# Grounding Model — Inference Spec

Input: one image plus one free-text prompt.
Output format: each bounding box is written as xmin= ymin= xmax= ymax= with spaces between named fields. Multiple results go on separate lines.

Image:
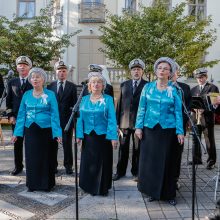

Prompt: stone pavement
xmin=1 ymin=127 xmax=220 ymax=219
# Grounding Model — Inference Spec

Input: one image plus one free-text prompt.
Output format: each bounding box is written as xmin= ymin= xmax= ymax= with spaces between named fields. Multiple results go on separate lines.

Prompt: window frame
xmin=17 ymin=0 xmax=36 ymax=19
xmin=188 ymin=0 xmax=207 ymax=20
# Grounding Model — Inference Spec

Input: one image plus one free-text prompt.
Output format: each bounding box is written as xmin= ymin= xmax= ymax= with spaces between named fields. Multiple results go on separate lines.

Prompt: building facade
xmin=0 ymin=0 xmax=219 ymax=84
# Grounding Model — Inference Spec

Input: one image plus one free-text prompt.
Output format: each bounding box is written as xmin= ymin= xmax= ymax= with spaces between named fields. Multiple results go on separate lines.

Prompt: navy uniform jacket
xmin=47 ymin=80 xmax=77 ymax=129
xmin=116 ymin=79 xmax=147 ymax=129
xmin=177 ymin=81 xmax=192 ymax=135
xmin=6 ymin=77 xmax=33 ymax=118
xmin=191 ymin=82 xmax=219 ymax=126
xmin=0 ymin=74 xmax=4 ymax=98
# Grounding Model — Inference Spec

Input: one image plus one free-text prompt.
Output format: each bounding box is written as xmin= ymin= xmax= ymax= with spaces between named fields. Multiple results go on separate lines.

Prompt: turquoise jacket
xmin=135 ymin=81 xmax=184 ymax=135
xmin=76 ymin=94 xmax=118 ymax=140
xmin=13 ymin=89 xmax=62 ymax=138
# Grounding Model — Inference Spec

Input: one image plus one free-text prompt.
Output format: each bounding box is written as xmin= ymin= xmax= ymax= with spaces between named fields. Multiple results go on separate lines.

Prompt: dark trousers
xmin=53 ymin=128 xmax=73 ymax=169
xmin=12 ymin=124 xmax=23 ymax=169
xmin=116 ymin=128 xmax=140 ymax=176
xmin=192 ymin=124 xmax=216 ymax=164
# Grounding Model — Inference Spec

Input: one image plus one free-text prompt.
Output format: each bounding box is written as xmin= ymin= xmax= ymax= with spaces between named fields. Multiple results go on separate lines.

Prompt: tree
xmin=0 ymin=1 xmax=81 ymax=73
xmin=100 ymin=2 xmax=219 ymax=79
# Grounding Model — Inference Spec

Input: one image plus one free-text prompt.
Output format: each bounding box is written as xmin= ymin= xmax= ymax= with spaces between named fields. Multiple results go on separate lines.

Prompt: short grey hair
xmin=87 ymin=72 xmax=107 ymax=93
xmin=28 ymin=67 xmax=47 ymax=84
xmin=154 ymin=57 xmax=177 ymax=77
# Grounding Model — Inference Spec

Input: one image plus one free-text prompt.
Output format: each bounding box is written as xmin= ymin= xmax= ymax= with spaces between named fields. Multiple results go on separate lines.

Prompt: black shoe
xmin=148 ymin=197 xmax=155 ymax=202
xmin=11 ymin=167 xmax=23 ymax=175
xmin=187 ymin=160 xmax=203 ymax=165
xmin=168 ymin=199 xmax=177 ymax=206
xmin=66 ymin=167 xmax=73 ymax=175
xmin=112 ymin=174 xmax=123 ymax=181
xmin=206 ymin=162 xmax=215 ymax=170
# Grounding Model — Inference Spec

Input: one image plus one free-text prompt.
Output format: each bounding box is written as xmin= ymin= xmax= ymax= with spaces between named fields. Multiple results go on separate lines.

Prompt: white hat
xmin=16 ymin=56 xmax=32 ymax=68
xmin=129 ymin=59 xmax=145 ymax=70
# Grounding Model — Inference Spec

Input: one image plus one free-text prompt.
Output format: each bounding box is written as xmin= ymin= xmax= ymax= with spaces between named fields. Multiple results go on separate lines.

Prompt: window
xmin=125 ymin=0 xmax=136 ymax=10
xmin=82 ymin=0 xmax=102 ymax=3
xmin=188 ymin=0 xmax=206 ymax=20
xmin=152 ymin=0 xmax=172 ymax=10
xmin=18 ymin=0 xmax=35 ymax=18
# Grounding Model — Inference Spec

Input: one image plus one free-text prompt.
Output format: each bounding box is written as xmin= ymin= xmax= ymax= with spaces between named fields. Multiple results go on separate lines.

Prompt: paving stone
xmin=148 ymin=210 xmax=165 ymax=219
xmin=49 ymin=192 xmax=116 ymax=219
xmin=115 ymin=190 xmax=150 ymax=219
xmin=163 ymin=210 xmax=181 ymax=219
xmin=0 ymin=200 xmax=34 ymax=219
xmin=19 ymin=190 xmax=68 ymax=206
xmin=0 ymin=174 xmax=25 ymax=188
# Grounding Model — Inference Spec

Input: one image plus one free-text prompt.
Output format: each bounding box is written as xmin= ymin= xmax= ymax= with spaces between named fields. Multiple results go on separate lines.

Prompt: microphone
xmin=3 ymin=70 xmax=14 ymax=79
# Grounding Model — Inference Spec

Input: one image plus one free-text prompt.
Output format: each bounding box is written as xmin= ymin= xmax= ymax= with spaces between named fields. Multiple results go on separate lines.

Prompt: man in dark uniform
xmin=191 ymin=68 xmax=219 ymax=170
xmin=6 ymin=56 xmax=33 ymax=175
xmin=82 ymin=64 xmax=114 ymax=98
xmin=0 ymin=74 xmax=4 ymax=98
xmin=47 ymin=61 xmax=77 ymax=174
xmin=113 ymin=58 xmax=148 ymax=181
xmin=172 ymin=62 xmax=192 ymax=189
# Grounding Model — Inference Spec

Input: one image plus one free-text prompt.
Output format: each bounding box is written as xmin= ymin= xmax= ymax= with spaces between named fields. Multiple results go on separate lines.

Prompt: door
xmin=78 ymin=36 xmax=106 ymax=83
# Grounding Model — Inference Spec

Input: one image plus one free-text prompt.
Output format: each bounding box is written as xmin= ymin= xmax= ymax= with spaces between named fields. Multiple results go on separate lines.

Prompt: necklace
xmin=157 ymin=81 xmax=168 ymax=88
xmin=90 ymin=94 xmax=102 ymax=102
xmin=33 ymin=90 xmax=43 ymax=97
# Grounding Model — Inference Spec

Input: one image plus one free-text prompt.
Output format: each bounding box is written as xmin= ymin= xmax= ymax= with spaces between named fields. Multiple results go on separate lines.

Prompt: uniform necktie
xmin=21 ymin=78 xmax=26 ymax=91
xmin=58 ymin=81 xmax=64 ymax=99
xmin=133 ymin=80 xmax=138 ymax=94
xmin=200 ymin=85 xmax=203 ymax=92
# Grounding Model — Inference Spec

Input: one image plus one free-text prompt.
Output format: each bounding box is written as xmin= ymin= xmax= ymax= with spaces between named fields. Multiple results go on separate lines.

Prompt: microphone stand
xmin=64 ymin=83 xmax=87 ymax=220
xmin=175 ymin=84 xmax=206 ymax=220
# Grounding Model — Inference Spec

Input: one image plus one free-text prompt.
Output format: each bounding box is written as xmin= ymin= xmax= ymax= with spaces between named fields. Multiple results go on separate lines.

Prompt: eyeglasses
xmin=157 ymin=67 xmax=170 ymax=71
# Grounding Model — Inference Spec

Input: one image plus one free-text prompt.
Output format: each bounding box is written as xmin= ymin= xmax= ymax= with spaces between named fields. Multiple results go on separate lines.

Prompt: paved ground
xmin=1 ymin=126 xmax=220 ymax=219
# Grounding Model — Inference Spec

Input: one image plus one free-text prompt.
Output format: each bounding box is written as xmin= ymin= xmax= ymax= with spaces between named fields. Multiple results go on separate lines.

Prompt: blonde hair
xmin=88 ymin=76 xmax=105 ymax=93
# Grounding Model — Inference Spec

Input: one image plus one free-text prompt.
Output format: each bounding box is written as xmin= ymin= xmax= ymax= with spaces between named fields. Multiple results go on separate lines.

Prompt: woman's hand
xmin=11 ymin=136 xmax=17 ymax=143
xmin=76 ymin=138 xmax=82 ymax=144
xmin=56 ymin=137 xmax=62 ymax=145
xmin=177 ymin=134 xmax=184 ymax=145
xmin=135 ymin=129 xmax=143 ymax=140
xmin=111 ymin=140 xmax=118 ymax=149
xmin=9 ymin=117 xmax=16 ymax=125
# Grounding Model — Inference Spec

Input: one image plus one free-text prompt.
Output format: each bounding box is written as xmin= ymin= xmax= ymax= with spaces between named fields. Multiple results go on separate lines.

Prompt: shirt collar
xmin=57 ymin=80 xmax=66 ymax=86
xmin=132 ymin=78 xmax=141 ymax=86
xmin=19 ymin=76 xmax=28 ymax=81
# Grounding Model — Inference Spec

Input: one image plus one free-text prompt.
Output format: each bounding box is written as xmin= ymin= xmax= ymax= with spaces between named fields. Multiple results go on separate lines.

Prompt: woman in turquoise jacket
xmin=135 ymin=57 xmax=184 ymax=206
xmin=76 ymin=71 xmax=118 ymax=196
xmin=12 ymin=67 xmax=62 ymax=192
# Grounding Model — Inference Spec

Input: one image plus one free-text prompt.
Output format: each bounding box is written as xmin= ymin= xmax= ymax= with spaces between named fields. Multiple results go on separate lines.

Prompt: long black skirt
xmin=79 ymin=131 xmax=113 ymax=195
xmin=138 ymin=124 xmax=178 ymax=200
xmin=24 ymin=123 xmax=55 ymax=191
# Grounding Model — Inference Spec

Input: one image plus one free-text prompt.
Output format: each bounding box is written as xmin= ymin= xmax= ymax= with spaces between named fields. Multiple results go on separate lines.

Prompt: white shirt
xmin=57 ymin=80 xmax=66 ymax=93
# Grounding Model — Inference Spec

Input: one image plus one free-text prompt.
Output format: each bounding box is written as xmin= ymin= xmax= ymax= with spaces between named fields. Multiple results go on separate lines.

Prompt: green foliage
xmin=100 ymin=2 xmax=219 ymax=79
xmin=0 ymin=1 xmax=81 ymax=74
